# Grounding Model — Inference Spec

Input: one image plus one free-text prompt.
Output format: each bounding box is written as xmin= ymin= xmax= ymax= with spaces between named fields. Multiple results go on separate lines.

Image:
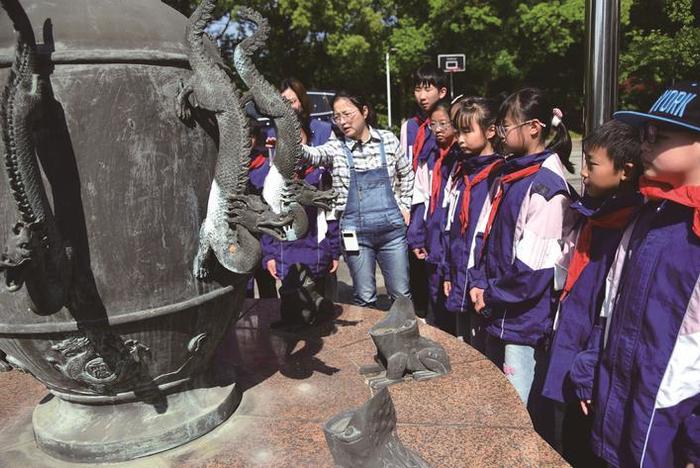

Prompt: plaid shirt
xmin=302 ymin=127 xmax=415 ymax=218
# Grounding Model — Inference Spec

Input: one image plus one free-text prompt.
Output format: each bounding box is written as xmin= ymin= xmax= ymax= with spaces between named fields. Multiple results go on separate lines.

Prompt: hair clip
xmin=551 ymin=108 xmax=563 ymax=128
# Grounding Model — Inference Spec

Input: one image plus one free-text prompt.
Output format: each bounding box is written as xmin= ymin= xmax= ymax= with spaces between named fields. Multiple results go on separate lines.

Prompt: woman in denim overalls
xmin=301 ymin=91 xmax=414 ymax=308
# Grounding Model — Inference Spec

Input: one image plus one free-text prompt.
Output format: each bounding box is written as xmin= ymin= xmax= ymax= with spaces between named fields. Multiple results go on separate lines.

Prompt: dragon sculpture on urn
xmin=177 ymin=1 xmax=335 ymax=279
xmin=233 ymin=7 xmax=336 ymax=224
xmin=0 ymin=0 xmax=72 ymax=313
xmin=176 ymin=0 xmax=296 ymax=278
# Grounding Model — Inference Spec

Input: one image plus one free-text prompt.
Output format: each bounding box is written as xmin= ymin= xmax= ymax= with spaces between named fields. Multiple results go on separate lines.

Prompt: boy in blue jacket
xmin=541 ymin=120 xmax=643 ymax=466
xmin=400 ymin=64 xmax=448 ymax=170
xmin=400 ymin=64 xmax=448 ymax=316
xmin=589 ymin=81 xmax=700 ymax=467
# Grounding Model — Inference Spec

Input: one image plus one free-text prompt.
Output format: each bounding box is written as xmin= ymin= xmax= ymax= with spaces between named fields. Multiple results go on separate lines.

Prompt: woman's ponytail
xmin=547 ymin=108 xmax=574 ymax=173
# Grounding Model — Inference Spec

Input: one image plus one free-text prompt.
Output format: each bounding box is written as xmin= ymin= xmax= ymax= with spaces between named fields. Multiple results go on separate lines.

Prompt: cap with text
xmin=614 ymin=81 xmax=700 ymax=133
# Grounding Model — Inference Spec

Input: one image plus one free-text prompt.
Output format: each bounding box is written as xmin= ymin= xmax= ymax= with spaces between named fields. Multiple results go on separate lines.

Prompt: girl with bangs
xmin=468 ymin=88 xmax=578 ymax=440
xmin=407 ymin=99 xmax=461 ymax=332
xmin=441 ymin=97 xmax=503 ymax=346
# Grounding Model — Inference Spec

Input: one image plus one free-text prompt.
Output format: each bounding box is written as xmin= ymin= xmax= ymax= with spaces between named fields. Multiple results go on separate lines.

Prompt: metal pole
xmin=584 ymin=0 xmax=620 ymax=135
xmin=386 ymin=50 xmax=392 ymax=128
xmin=449 ymin=73 xmax=454 ymax=101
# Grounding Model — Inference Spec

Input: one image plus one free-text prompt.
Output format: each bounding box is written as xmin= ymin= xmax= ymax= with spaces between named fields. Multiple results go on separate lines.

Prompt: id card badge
xmin=342 ymin=230 xmax=360 ymax=252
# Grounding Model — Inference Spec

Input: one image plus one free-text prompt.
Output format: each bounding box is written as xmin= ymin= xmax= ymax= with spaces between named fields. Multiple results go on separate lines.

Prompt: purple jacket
xmin=407 ymin=142 xmax=460 ymax=267
xmin=248 ymin=146 xmax=271 ymax=195
xmin=259 ymin=119 xmax=340 ymax=279
xmin=469 ymin=151 xmax=578 ymax=346
xmin=443 ymin=154 xmax=503 ymax=314
xmin=541 ymin=192 xmax=642 ymax=404
xmin=400 ymin=114 xmax=429 ymax=169
xmin=590 ymin=200 xmax=700 ymax=467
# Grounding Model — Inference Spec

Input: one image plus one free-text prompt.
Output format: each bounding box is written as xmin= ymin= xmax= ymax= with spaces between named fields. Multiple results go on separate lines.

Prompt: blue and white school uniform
xmin=260 ymin=119 xmax=339 ymax=282
xmin=590 ymin=198 xmax=700 ymax=467
xmin=400 ymin=114 xmax=433 ymax=314
xmin=407 ymin=142 xmax=458 ymax=294
xmin=246 ymin=147 xmax=277 ymax=298
xmin=542 ymin=192 xmax=642 ymax=404
xmin=400 ymin=114 xmax=430 ymax=170
xmin=443 ymin=154 xmax=502 ymax=343
xmin=469 ymin=150 xmax=577 ymax=410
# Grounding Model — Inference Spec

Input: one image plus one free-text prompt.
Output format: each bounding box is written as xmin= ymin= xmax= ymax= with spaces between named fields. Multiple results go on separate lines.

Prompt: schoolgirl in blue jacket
xmin=468 ymin=89 xmax=578 ymax=439
xmin=261 ymin=119 xmax=339 ymax=283
xmin=407 ymin=99 xmax=459 ymax=332
xmin=259 ymin=78 xmax=340 ymax=292
xmin=442 ymin=97 xmax=503 ymax=345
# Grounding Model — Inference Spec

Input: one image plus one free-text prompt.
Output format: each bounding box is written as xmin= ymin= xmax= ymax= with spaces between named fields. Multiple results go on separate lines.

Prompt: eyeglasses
xmin=331 ymin=110 xmax=359 ymax=125
xmin=495 ymin=119 xmax=544 ymax=139
xmin=429 ymin=120 xmax=453 ymax=131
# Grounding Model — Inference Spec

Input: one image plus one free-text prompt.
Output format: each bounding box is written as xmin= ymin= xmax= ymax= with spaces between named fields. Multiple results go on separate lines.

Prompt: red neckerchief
xmin=459 ymin=160 xmax=503 ymax=234
xmin=559 ymin=206 xmax=637 ymax=301
xmin=479 ymin=163 xmax=542 ymax=259
xmin=429 ymin=142 xmax=454 ymax=215
xmin=639 ymin=177 xmax=700 ymax=238
xmin=412 ymin=118 xmax=430 ymax=171
xmin=249 ymin=153 xmax=267 ymax=170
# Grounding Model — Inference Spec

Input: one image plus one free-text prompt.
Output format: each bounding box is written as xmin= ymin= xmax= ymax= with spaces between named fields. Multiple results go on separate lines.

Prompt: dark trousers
xmin=561 ymin=403 xmax=606 ymax=467
xmin=409 ymin=255 xmax=429 ymax=318
xmin=246 ymin=267 xmax=278 ymax=299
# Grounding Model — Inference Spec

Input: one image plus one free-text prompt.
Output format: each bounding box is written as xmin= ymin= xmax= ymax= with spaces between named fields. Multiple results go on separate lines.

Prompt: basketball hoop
xmin=436 ymin=54 xmax=466 ymax=99
xmin=437 ymin=54 xmax=466 ymax=73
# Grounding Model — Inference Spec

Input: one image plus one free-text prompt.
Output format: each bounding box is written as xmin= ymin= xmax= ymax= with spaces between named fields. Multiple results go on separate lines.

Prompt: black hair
xmin=499 ymin=88 xmax=574 ymax=173
xmin=583 ymin=120 xmax=643 ymax=182
xmin=412 ymin=64 xmax=448 ymax=91
xmin=332 ymin=90 xmax=377 ymax=128
xmin=429 ymin=98 xmax=452 ymax=118
xmin=451 ymin=96 xmax=499 ymax=135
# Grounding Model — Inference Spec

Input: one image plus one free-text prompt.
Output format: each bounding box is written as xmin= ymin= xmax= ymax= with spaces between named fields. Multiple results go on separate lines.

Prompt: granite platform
xmin=0 ymin=299 xmax=568 ymax=467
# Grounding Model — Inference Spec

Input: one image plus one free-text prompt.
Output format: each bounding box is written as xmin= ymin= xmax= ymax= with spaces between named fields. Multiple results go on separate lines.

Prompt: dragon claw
xmin=175 ymin=79 xmax=195 ymax=126
xmin=256 ymin=210 xmax=296 ymax=240
xmin=282 ymin=180 xmax=336 ymax=211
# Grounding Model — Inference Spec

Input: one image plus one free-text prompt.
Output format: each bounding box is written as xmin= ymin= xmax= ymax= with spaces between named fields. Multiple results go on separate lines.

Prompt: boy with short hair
xmin=399 ymin=64 xmax=448 ymax=170
xmin=589 ymin=81 xmax=700 ymax=467
xmin=400 ymin=64 xmax=448 ymax=316
xmin=541 ymin=119 xmax=643 ymax=466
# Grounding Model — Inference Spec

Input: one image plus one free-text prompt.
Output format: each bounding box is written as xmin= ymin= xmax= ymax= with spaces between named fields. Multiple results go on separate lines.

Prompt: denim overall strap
xmin=341 ymin=135 xmax=403 ymax=234
xmin=343 ymin=134 xmax=388 ymax=168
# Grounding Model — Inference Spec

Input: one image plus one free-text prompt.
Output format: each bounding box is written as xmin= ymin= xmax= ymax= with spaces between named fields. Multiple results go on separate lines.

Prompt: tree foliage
xmin=163 ymin=0 xmax=700 ymax=132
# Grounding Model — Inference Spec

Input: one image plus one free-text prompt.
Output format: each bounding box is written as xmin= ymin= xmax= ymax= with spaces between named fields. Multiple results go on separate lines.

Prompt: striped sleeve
xmin=301 ymin=134 xmax=342 ymax=168
xmin=391 ymin=133 xmax=414 ymax=211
